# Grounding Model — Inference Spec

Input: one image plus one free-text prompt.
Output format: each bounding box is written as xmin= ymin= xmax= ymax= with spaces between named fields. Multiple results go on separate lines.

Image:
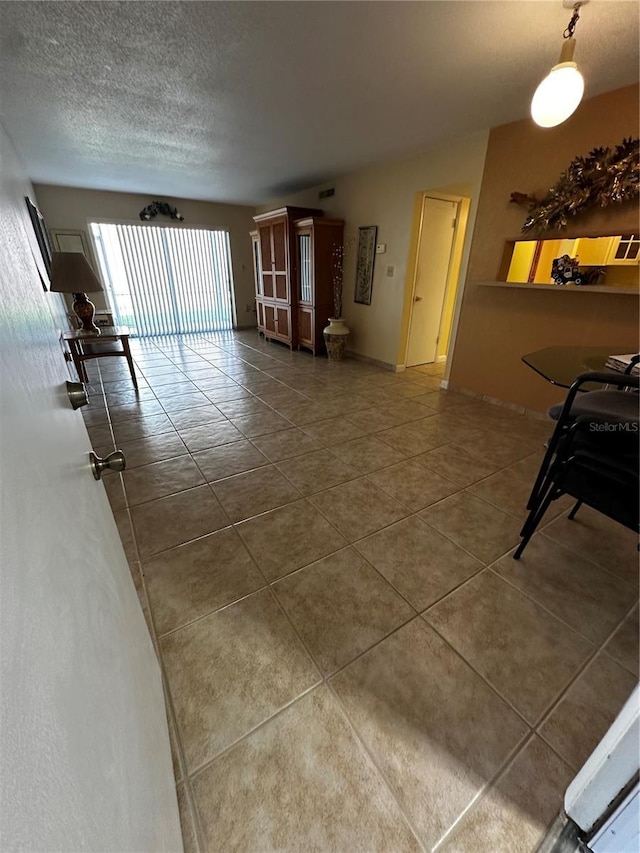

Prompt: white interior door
xmin=0 ymin=127 xmax=181 ymax=851
xmin=406 ymin=196 xmax=458 ymax=367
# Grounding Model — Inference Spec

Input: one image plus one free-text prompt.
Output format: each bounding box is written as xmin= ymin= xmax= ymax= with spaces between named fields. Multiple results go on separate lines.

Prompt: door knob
xmin=66 ymin=380 xmax=89 ymax=410
xmin=413 ymin=296 xmax=423 ymax=302
xmin=90 ymin=450 xmax=126 ymax=480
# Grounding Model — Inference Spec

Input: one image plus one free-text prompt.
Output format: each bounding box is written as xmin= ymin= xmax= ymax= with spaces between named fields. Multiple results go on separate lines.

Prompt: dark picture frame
xmin=354 ymin=225 xmax=377 ymax=305
xmin=25 ymin=196 xmax=53 ymax=289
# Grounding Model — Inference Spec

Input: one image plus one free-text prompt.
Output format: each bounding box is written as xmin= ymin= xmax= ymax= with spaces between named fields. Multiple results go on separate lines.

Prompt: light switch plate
xmin=376 ymin=243 xmax=387 ymax=254
xmin=386 ymin=265 xmax=395 ymax=277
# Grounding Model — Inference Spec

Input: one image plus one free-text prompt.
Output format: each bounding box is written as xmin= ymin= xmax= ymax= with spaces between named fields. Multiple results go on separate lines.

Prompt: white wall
xmin=0 ymin=123 xmax=182 ymax=852
xmin=262 ymin=131 xmax=489 ymax=367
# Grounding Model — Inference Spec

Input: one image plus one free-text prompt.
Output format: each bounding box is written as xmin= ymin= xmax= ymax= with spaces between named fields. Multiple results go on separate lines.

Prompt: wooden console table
xmin=62 ymin=326 xmax=138 ymax=389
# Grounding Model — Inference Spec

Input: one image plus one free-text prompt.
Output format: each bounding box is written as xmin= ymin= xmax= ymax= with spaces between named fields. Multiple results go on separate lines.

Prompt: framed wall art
xmin=354 ymin=225 xmax=377 ymax=305
xmin=25 ymin=196 xmax=53 ymax=288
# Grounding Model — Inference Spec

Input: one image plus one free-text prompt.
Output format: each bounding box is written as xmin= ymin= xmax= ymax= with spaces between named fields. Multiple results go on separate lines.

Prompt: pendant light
xmin=531 ymin=2 xmax=586 ymax=128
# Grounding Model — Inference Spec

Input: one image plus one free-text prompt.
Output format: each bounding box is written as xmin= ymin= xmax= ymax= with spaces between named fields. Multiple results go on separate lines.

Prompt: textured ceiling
xmin=0 ymin=1 xmax=638 ymax=204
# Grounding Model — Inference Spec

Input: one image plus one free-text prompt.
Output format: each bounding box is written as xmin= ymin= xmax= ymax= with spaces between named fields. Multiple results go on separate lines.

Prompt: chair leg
xmin=514 ymin=489 xmax=558 ymax=560
xmin=526 ymin=439 xmax=559 ymax=511
xmin=568 ymin=499 xmax=582 ymax=520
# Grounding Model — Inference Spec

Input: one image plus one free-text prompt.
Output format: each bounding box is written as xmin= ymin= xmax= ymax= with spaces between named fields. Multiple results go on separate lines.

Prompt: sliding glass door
xmin=90 ymin=223 xmax=235 ymax=336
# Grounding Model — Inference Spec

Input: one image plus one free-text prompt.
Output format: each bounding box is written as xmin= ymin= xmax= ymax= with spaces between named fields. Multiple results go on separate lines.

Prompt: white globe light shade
xmin=531 ymin=61 xmax=585 ymax=127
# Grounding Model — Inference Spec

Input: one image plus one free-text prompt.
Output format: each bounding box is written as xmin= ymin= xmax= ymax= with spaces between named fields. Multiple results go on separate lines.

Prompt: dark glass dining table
xmin=521 ymin=346 xmax=627 ymax=389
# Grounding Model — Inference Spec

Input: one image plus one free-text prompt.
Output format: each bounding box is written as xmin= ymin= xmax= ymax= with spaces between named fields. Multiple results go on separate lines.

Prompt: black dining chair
xmin=525 ymin=362 xmax=640 ymax=513
xmin=515 ymin=370 xmax=639 ymax=560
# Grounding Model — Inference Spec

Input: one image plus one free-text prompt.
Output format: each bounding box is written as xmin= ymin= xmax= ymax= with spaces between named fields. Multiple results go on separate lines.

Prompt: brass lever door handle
xmin=413 ymin=296 xmax=423 ymax=302
xmin=66 ymin=380 xmax=89 ymax=410
xmin=90 ymin=450 xmax=126 ymax=480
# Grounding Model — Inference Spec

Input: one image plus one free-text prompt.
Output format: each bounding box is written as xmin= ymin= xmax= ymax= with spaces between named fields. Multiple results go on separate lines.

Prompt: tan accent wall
xmin=33 ymin=184 xmax=257 ymax=327
xmin=260 ymin=132 xmax=489 ymax=367
xmin=448 ymin=83 xmax=640 ymax=413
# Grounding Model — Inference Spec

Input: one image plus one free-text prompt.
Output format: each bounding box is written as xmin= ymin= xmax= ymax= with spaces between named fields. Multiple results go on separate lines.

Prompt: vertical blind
xmin=90 ymin=223 xmax=234 ymax=336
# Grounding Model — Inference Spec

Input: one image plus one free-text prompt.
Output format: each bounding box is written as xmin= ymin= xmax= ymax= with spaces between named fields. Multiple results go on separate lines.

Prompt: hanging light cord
xmin=563 ymin=3 xmax=582 ymax=39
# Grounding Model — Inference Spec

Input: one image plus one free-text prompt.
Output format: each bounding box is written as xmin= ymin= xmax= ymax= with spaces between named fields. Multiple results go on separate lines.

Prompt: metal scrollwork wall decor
xmin=510 ymin=137 xmax=639 ymax=234
xmin=139 ymin=201 xmax=185 ymax=222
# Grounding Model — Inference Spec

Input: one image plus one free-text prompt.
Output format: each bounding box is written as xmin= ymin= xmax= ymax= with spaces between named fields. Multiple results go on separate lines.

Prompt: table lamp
xmin=50 ymin=252 xmax=105 ymax=335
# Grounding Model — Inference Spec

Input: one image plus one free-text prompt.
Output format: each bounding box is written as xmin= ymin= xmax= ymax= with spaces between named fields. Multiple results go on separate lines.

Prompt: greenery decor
xmin=510 ymin=137 xmax=639 ymax=233
xmin=139 ymin=201 xmax=184 ymax=222
xmin=331 ymin=243 xmax=345 ymax=318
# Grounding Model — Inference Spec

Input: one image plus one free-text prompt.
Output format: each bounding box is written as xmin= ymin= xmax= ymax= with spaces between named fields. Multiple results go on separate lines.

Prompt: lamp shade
xmin=531 ymin=61 xmax=584 ymax=127
xmin=50 ymin=252 xmax=103 ymax=294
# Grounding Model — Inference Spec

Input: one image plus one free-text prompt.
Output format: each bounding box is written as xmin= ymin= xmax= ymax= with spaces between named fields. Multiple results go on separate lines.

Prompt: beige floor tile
xmin=109 ymin=399 xmax=166 ymax=422
xmin=331 ymin=619 xmax=528 ymax=849
xmin=211 ymin=465 xmax=301 ymax=522
xmin=355 ymin=516 xmax=482 ymax=611
xmin=203 ymin=385 xmax=252 ymax=403
xmin=251 ymin=427 xmax=323 ymax=462
xmin=368 ymin=459 xmax=459 ymax=511
xmin=301 ymin=416 xmax=366 ymax=445
xmin=162 ymin=588 xmax=319 ymax=771
xmin=426 ymin=571 xmax=593 ymax=723
xmin=420 ymin=492 xmax=521 ymax=564
xmin=375 ymin=421 xmax=445 ymax=456
xmin=274 ymin=548 xmax=414 ymax=674
xmin=456 ymin=431 xmax=537 ymax=468
xmin=310 ymin=477 xmax=409 ymax=542
xmin=506 ymin=451 xmax=546 ymax=484
xmin=114 ymin=508 xmax=138 ymax=564
xmin=542 ymin=505 xmax=640 ymax=585
xmin=213 ymin=397 xmax=271 ymax=418
xmin=131 ymin=484 xmax=229 ymax=558
xmin=276 ymin=449 xmax=359 ymax=495
xmin=236 ymin=499 xmax=347 ymax=581
xmin=440 ymin=736 xmax=573 ymax=853
xmin=231 ymin=411 xmax=292 ymax=438
xmin=167 ymin=405 xmax=226 ymax=430
xmin=191 ymin=687 xmax=421 ymax=853
xmin=192 ymin=440 xmax=268 ymax=482
xmin=112 ymin=412 xmax=176 ymax=443
xmin=329 ymin=435 xmax=407 ymax=473
xmin=144 ymin=527 xmax=264 ymax=635
xmin=493 ymin=535 xmax=638 ymax=644
xmin=119 ymin=431 xmax=186 ymax=469
xmin=123 ymin=455 xmax=205 ymax=506
xmin=152 ymin=380 xmax=196 ymax=398
xmin=278 ymin=401 xmax=335 ymax=426
xmin=416 ymin=442 xmax=501 ymax=486
xmin=103 ymin=472 xmax=127 ymax=512
xmin=344 ymin=406 xmax=411 ymax=434
xmin=467 ymin=469 xmax=533 ymax=520
xmin=176 ymin=784 xmax=199 ymax=853
xmin=161 ymin=391 xmax=211 ymax=412
xmin=604 ymin=605 xmax=639 ymax=675
xmin=539 ymin=653 xmax=637 ymax=770
xmin=177 ymin=421 xmax=244 ymax=453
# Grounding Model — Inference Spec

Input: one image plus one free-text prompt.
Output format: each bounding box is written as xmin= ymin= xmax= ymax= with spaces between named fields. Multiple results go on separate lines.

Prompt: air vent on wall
xmin=319 ymin=188 xmax=335 ymax=199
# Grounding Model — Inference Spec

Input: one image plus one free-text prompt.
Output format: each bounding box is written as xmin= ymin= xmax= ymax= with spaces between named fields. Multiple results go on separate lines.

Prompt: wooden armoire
xmin=252 ymin=207 xmax=344 ymax=355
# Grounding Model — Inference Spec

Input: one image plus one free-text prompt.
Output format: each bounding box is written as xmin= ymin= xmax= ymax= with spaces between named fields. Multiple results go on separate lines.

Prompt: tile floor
xmin=82 ymin=330 xmax=639 ymax=853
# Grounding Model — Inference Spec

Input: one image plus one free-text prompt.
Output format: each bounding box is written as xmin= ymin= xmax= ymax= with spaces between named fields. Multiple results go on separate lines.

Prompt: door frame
xmin=398 ymin=190 xmax=471 ymax=371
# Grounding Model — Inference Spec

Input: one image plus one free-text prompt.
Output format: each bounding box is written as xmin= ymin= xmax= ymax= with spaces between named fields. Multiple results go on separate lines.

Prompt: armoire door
xmin=271 ymin=220 xmax=289 ymax=301
xmin=258 ymin=225 xmax=275 ymax=299
xmin=263 ymin=303 xmax=277 ymax=335
xmin=276 ymin=307 xmax=290 ymax=339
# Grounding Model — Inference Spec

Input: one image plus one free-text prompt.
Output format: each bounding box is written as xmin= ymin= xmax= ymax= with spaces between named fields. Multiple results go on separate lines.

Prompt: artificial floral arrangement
xmin=139 ymin=201 xmax=184 ymax=222
xmin=510 ymin=137 xmax=639 ymax=233
xmin=331 ymin=243 xmax=344 ymax=318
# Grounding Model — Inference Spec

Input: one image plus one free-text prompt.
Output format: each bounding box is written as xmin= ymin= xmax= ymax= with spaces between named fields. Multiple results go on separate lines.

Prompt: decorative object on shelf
xmin=551 ymin=254 xmax=582 ymax=285
xmin=550 ymin=254 xmax=606 ymax=286
xmin=354 ymin=225 xmax=377 ymax=305
xmin=25 ymin=196 xmax=52 ymax=289
xmin=531 ymin=1 xmax=586 ymax=128
xmin=50 ymin=252 xmax=105 ymax=335
xmin=510 ymin=137 xmax=640 ymax=233
xmin=139 ymin=201 xmax=184 ymax=222
xmin=323 ymin=317 xmax=350 ymax=361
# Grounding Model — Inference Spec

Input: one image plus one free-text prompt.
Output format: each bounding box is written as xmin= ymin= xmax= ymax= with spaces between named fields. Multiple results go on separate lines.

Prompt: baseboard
xmin=344 ymin=350 xmax=400 ymax=372
xmin=446 ymin=382 xmax=547 ymax=418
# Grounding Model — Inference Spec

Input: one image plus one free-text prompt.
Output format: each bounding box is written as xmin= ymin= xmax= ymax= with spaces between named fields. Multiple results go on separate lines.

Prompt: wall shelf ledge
xmin=474 ymin=281 xmax=639 ymax=295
